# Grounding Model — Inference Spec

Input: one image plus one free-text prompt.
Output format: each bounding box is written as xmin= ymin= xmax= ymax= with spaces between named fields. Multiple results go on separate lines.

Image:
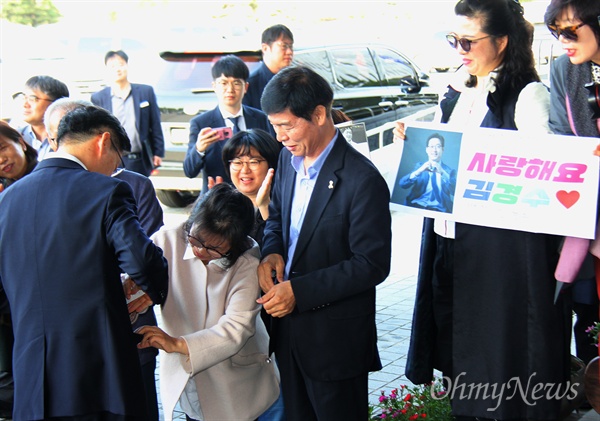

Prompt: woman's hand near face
xmin=256 ymin=168 xmax=274 ymax=220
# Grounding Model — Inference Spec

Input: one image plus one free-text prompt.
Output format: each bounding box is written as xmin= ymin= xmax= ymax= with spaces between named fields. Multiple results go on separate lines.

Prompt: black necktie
xmin=228 ymin=116 xmax=241 ymax=134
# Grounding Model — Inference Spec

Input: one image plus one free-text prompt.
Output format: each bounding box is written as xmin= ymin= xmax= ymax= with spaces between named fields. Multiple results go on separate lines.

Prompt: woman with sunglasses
xmin=544 ymin=0 xmax=600 ymax=383
xmin=395 ymin=1 xmax=570 ymax=420
xmin=136 ymin=183 xmax=281 ymax=421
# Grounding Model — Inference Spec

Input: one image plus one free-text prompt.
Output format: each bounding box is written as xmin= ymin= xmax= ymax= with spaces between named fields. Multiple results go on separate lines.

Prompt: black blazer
xmin=183 ymin=105 xmax=273 ymax=193
xmin=262 ymin=132 xmax=392 ymax=381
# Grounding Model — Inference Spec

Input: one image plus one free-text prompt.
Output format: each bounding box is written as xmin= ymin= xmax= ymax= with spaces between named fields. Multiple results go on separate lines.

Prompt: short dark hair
xmin=183 ymin=183 xmax=255 ymax=269
xmin=104 ymin=50 xmax=129 ymax=65
xmin=261 ymin=24 xmax=294 ymax=45
xmin=261 ymin=66 xmax=333 ymax=121
xmin=427 ymin=133 xmax=445 ymax=148
xmin=222 ymin=129 xmax=281 ymax=179
xmin=544 ymin=0 xmax=600 ymax=44
xmin=56 ymin=105 xmax=131 ymax=153
xmin=25 ymin=75 xmax=69 ymax=101
xmin=211 ymin=55 xmax=249 ymax=81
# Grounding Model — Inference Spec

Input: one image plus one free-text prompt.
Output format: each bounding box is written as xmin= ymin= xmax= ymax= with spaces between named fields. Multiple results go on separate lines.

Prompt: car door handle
xmin=378 ymin=101 xmax=394 ymax=108
xmin=395 ymin=100 xmax=410 ymax=106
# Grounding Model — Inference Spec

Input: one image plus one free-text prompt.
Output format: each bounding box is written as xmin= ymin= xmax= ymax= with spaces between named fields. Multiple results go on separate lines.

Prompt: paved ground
xmin=155 ymin=208 xmax=597 ymax=420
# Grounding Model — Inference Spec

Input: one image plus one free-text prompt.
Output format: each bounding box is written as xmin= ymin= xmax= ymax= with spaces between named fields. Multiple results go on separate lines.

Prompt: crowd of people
xmin=1 ymin=0 xmax=600 ymax=420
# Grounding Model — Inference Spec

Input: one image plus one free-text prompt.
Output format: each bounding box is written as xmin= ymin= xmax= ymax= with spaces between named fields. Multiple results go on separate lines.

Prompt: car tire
xmin=156 ymin=189 xmax=198 ymax=208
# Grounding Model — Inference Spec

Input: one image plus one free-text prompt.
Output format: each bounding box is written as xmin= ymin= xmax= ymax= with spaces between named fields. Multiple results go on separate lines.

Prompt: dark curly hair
xmin=455 ymin=0 xmax=539 ymax=92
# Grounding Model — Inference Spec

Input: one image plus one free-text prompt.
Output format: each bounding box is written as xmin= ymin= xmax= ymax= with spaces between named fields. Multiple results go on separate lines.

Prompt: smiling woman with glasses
xmin=222 ymin=129 xmax=281 ymax=247
xmin=137 ymin=183 xmax=283 ymax=421
xmin=394 ymin=0 xmax=572 ymax=420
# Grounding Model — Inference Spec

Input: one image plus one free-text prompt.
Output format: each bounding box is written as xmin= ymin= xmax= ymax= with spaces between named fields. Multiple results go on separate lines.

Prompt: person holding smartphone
xmin=183 ymin=55 xmax=274 ymax=194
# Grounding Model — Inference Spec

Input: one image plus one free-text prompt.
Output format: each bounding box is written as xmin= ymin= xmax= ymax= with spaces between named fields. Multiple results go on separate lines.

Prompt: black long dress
xmin=406 ymin=83 xmax=571 ymax=420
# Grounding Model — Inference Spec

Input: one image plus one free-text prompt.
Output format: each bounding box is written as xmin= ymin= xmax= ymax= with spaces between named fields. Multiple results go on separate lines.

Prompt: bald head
xmin=44 ymin=98 xmax=93 ymax=151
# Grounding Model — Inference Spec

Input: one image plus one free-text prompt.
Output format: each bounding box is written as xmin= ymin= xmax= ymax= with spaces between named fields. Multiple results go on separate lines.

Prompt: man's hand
xmin=257 ymin=281 xmax=296 ymax=318
xmin=127 ymin=293 xmax=153 ymax=315
xmin=153 ymin=156 xmax=162 ymax=168
xmin=195 ymin=127 xmax=221 ymax=154
xmin=257 ymin=253 xmax=285 ymax=293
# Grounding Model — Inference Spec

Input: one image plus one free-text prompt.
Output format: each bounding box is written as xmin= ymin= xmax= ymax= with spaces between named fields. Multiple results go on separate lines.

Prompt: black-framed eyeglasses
xmin=446 ymin=33 xmax=492 ymax=52
xmin=547 ymin=22 xmax=587 ymax=41
xmin=187 ymin=234 xmax=231 ymax=259
xmin=228 ymin=158 xmax=266 ymax=171
xmin=102 ymin=131 xmax=127 ymax=169
xmin=12 ymin=92 xmax=54 ymax=104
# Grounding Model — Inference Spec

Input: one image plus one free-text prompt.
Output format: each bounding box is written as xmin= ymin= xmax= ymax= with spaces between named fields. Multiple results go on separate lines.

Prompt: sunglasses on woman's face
xmin=446 ymin=33 xmax=492 ymax=52
xmin=547 ymin=22 xmax=586 ymax=41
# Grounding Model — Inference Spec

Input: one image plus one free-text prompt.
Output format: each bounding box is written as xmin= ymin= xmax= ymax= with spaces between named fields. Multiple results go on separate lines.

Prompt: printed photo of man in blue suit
xmin=398 ymin=132 xmax=457 ymax=213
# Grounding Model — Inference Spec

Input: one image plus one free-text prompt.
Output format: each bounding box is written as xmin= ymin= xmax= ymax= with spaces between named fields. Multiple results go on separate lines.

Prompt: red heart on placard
xmin=556 ymin=190 xmax=580 ymax=209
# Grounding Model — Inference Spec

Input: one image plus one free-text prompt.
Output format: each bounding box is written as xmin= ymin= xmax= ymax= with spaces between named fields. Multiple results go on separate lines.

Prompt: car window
xmin=330 ymin=48 xmax=380 ymax=88
xmin=293 ymin=50 xmax=334 ymax=85
xmin=371 ymin=47 xmax=417 ymax=88
xmin=154 ymin=54 xmax=260 ymax=94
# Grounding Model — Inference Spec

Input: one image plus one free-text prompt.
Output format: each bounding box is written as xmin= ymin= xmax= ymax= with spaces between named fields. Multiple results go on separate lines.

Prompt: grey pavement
xmin=156 ymin=208 xmax=598 ymax=420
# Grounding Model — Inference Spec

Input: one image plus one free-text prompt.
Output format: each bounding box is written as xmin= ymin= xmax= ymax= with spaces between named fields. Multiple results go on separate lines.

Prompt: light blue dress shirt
xmin=284 ymin=131 xmax=338 ymax=279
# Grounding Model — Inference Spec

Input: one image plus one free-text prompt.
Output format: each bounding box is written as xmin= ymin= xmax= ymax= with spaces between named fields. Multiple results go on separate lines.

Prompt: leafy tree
xmin=1 ymin=0 xmax=61 ymax=27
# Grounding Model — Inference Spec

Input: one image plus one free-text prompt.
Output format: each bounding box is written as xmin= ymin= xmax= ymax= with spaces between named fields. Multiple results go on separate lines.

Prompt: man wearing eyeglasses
xmin=0 ymin=105 xmax=169 ymax=421
xmin=398 ymin=132 xmax=457 ymax=213
xmin=243 ymin=24 xmax=294 ymax=111
xmin=11 ymin=75 xmax=69 ymax=161
xmin=183 ymin=55 xmax=274 ymax=194
xmin=91 ymin=50 xmax=165 ymax=177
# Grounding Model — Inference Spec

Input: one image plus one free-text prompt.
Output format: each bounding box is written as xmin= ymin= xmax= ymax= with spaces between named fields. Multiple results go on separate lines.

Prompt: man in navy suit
xmin=45 ymin=98 xmax=164 ymax=421
xmin=183 ymin=55 xmax=274 ymax=194
xmin=0 ymin=105 xmax=169 ymax=421
xmin=243 ymin=24 xmax=294 ymax=111
xmin=92 ymin=50 xmax=165 ymax=177
xmin=257 ymin=66 xmax=392 ymax=421
xmin=398 ymin=132 xmax=457 ymax=213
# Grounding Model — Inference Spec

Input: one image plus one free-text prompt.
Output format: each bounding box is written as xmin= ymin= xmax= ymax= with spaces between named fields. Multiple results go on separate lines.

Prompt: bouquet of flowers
xmin=369 ymin=377 xmax=454 ymax=420
xmin=586 ymin=321 xmax=600 ymax=346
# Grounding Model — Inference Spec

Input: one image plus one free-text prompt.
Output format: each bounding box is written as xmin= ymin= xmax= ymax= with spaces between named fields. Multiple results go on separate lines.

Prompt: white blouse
xmin=433 ymin=70 xmax=551 ymax=238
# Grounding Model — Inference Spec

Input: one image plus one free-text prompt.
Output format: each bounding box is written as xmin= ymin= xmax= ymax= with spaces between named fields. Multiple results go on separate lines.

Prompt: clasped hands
xmin=256 ymin=254 xmax=296 ymax=318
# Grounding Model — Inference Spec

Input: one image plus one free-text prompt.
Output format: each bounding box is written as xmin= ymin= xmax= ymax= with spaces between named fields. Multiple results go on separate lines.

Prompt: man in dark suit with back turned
xmin=92 ymin=50 xmax=165 ymax=177
xmin=257 ymin=66 xmax=392 ymax=421
xmin=183 ymin=55 xmax=274 ymax=194
xmin=0 ymin=105 xmax=169 ymax=421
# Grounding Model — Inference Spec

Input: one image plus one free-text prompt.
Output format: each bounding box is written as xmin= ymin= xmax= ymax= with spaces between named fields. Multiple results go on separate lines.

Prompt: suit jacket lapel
xmin=290 ymin=136 xmax=345 ymax=269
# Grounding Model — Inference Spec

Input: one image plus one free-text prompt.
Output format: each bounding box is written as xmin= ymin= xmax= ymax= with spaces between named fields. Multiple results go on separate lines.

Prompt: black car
xmin=150 ymin=43 xmax=438 ymax=207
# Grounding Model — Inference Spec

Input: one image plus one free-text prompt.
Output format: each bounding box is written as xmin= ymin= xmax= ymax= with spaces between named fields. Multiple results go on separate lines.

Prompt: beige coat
xmin=151 ymin=224 xmax=280 ymax=421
